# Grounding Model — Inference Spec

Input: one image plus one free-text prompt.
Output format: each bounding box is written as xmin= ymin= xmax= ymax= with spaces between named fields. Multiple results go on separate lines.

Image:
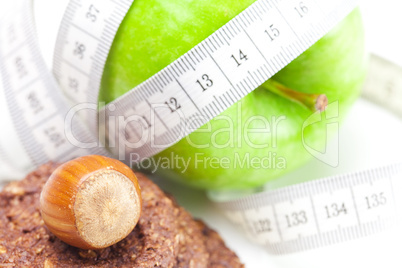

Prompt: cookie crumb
xmin=44 ymin=259 xmax=54 ymax=268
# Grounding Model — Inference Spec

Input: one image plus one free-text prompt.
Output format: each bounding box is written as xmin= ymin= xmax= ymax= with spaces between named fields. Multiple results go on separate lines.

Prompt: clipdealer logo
xmin=302 ymin=101 xmax=339 ymax=167
xmin=63 ymin=101 xmax=339 ymax=168
xmin=129 ymin=151 xmax=287 ymax=174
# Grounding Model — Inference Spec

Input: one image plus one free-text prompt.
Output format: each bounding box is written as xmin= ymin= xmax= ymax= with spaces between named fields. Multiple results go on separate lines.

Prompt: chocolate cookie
xmin=0 ymin=163 xmax=243 ymax=267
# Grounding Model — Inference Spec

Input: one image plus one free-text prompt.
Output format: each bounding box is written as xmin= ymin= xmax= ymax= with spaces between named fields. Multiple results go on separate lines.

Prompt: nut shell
xmin=40 ymin=155 xmax=142 ymax=249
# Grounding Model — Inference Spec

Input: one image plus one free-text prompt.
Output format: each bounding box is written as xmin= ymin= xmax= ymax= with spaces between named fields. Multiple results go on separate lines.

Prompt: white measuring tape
xmin=0 ymin=0 xmax=113 ymax=167
xmin=52 ymin=0 xmax=134 ymax=134
xmin=98 ymin=0 xmax=358 ymax=160
xmin=1 ymin=0 xmax=402 ymax=256
xmin=215 ymin=162 xmax=402 ymax=254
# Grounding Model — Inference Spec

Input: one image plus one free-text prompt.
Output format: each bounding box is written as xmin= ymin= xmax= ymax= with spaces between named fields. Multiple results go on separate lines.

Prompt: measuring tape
xmin=98 ymin=0 xmax=359 ymax=160
xmin=215 ymin=162 xmax=402 ymax=254
xmin=1 ymin=0 xmax=402 ymax=257
xmin=211 ymin=54 xmax=402 ymax=255
xmin=0 ymin=0 xmax=113 ymax=167
xmin=52 ymin=0 xmax=134 ymax=134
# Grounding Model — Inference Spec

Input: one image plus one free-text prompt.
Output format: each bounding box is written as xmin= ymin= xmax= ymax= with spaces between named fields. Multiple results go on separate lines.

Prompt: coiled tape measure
xmin=1 ymin=0 xmax=402 ymax=256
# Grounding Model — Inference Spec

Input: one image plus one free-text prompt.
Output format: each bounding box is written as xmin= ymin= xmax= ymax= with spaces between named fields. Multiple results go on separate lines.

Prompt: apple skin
xmin=100 ymin=1 xmax=367 ymax=190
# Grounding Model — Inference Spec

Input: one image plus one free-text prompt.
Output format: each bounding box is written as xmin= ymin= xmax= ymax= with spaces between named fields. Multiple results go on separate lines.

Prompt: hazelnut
xmin=40 ymin=155 xmax=141 ymax=249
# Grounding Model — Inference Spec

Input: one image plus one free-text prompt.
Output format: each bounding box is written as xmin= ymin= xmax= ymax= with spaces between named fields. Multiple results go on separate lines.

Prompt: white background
xmin=1 ymin=0 xmax=402 ymax=267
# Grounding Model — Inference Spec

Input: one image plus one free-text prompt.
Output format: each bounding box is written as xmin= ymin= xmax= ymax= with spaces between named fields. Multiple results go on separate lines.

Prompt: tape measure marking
xmin=0 ymin=0 xmax=109 ymax=165
xmin=53 ymin=0 xmax=134 ymax=133
xmin=217 ymin=163 xmax=402 ymax=254
xmin=362 ymin=54 xmax=402 ymax=118
xmin=99 ymin=0 xmax=358 ymax=161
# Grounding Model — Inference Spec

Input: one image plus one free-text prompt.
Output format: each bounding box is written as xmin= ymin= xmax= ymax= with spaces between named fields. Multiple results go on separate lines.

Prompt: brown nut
xmin=40 ymin=155 xmax=142 ymax=249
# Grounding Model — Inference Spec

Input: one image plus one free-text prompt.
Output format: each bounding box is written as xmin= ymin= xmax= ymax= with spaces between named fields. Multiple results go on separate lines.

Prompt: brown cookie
xmin=0 ymin=163 xmax=243 ymax=267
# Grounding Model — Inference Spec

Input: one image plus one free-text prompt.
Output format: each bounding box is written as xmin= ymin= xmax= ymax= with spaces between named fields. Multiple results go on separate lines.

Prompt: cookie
xmin=0 ymin=163 xmax=243 ymax=267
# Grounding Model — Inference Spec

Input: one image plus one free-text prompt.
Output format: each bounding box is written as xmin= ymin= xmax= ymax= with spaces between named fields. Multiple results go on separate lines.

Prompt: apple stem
xmin=264 ymin=79 xmax=328 ymax=112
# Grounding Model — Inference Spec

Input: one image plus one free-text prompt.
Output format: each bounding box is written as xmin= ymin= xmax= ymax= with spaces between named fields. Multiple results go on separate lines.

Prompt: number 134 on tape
xmin=219 ymin=163 xmax=402 ymax=254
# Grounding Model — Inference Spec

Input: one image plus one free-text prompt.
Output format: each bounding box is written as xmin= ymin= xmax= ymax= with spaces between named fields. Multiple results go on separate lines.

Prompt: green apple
xmin=100 ymin=1 xmax=367 ymax=190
